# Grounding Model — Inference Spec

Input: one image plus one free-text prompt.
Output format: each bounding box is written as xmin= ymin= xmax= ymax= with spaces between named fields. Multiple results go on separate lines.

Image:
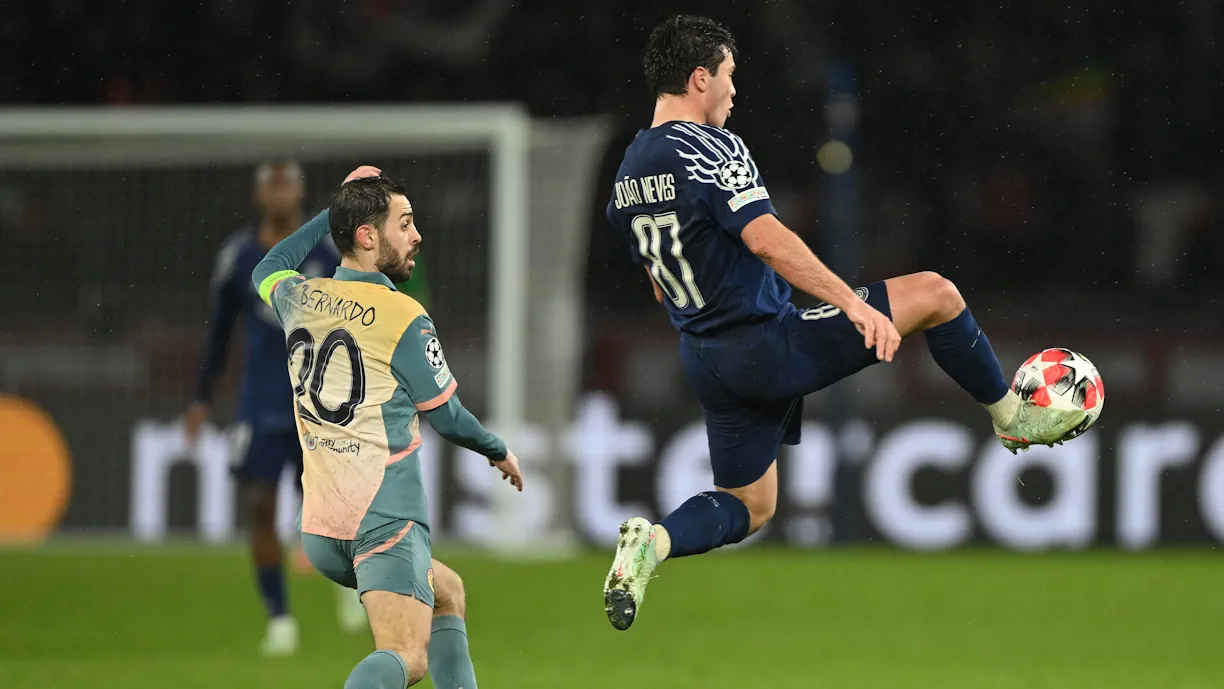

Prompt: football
xmin=1011 ymin=348 xmax=1104 ymax=440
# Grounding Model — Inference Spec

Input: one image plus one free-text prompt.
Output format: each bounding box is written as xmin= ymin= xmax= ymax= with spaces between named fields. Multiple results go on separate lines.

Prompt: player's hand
xmin=343 ymin=165 xmax=382 ymax=184
xmin=182 ymin=402 xmax=210 ymax=446
xmin=490 ymin=450 xmax=523 ymax=492
xmin=845 ymin=301 xmax=901 ymax=363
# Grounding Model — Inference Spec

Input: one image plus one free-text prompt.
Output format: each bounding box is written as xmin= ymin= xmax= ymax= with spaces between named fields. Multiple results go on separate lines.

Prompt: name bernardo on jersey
xmin=613 ymin=173 xmax=677 ymax=209
xmin=299 ymin=285 xmax=378 ymax=326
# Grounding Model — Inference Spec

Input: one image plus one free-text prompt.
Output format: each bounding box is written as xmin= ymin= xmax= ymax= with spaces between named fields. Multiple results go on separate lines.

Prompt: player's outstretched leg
xmin=885 ymin=272 xmax=1087 ymax=452
xmin=604 ymin=462 xmax=770 ymax=630
xmin=350 ymin=590 xmax=431 ymax=688
xmin=427 ymin=559 xmax=479 ymax=689
xmin=246 ymin=483 xmax=298 ymax=656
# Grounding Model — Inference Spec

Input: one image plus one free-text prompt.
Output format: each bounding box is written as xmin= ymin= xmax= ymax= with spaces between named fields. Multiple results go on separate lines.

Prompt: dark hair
xmin=328 ymin=176 xmax=409 ymax=255
xmin=643 ymin=15 xmax=737 ymax=98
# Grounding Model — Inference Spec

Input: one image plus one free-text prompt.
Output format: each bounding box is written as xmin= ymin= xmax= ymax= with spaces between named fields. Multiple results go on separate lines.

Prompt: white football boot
xmin=603 ymin=517 xmax=663 ymax=631
xmin=994 ymin=400 xmax=1087 ymax=454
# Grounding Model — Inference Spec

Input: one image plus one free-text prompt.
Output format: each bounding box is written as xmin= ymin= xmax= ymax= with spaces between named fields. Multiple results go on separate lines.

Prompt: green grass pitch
xmin=0 ymin=544 xmax=1218 ymax=688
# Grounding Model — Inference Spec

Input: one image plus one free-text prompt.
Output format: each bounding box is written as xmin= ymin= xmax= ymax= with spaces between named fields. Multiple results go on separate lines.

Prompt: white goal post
xmin=0 ymin=105 xmax=613 ymax=554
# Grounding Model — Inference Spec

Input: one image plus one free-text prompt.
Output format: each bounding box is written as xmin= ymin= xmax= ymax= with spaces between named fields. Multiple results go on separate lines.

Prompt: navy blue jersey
xmin=606 ymin=121 xmax=791 ymax=335
xmin=194 ymin=225 xmax=340 ymax=430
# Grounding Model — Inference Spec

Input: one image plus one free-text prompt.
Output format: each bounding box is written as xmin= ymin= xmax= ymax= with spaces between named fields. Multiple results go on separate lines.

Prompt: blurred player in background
xmin=182 ymin=161 xmax=364 ymax=655
xmin=253 ymin=166 xmax=523 ymax=689
xmin=601 ymin=15 xmax=1090 ymax=630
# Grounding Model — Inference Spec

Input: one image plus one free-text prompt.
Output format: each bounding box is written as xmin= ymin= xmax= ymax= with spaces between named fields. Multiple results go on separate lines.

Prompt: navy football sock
xmin=659 ymin=491 xmax=751 ymax=558
xmin=923 ymin=308 xmax=1010 ymax=405
xmin=256 ymin=565 xmax=289 ymax=618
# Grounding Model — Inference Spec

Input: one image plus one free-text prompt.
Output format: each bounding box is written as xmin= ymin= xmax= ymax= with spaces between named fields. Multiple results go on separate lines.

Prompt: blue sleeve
xmin=252 ymin=209 xmax=331 ymax=309
xmin=193 ymin=241 xmax=244 ymax=404
xmin=668 ymin=124 xmax=776 ymax=235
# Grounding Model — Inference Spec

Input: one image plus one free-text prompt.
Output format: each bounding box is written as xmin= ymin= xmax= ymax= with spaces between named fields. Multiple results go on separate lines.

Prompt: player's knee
xmin=431 ymin=563 xmax=466 ymax=619
xmin=406 ymin=649 xmax=428 ymax=685
xmin=729 ymin=489 xmax=775 ymax=534
xmin=382 ymin=644 xmax=427 ymax=685
xmin=923 ymin=271 xmax=965 ymax=324
xmin=720 ymin=461 xmax=778 ymax=535
xmin=372 ymin=626 xmax=428 ymax=684
xmin=746 ymin=499 xmax=776 ymax=534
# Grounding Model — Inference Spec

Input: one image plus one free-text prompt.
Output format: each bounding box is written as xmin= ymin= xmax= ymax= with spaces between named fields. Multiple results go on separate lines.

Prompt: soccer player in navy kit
xmin=602 ymin=16 xmax=1089 ymax=631
xmin=182 ymin=161 xmax=355 ymax=655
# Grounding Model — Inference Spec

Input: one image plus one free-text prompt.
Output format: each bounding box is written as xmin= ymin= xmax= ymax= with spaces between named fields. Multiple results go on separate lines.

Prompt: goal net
xmin=0 ymin=105 xmax=611 ymax=554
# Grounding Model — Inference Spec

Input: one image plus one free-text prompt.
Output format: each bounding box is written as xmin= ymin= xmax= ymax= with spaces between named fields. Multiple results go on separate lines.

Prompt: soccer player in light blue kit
xmin=602 ymin=15 xmax=1090 ymax=631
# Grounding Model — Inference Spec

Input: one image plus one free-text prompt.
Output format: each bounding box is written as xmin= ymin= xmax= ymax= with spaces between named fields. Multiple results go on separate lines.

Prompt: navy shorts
xmin=678 ymin=281 xmax=892 ymax=489
xmin=229 ymin=424 xmax=304 ymax=485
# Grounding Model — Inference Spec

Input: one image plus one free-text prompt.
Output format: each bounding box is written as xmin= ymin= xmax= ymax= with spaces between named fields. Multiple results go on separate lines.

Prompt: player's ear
xmin=354 ymin=224 xmax=379 ymax=251
xmin=691 ymin=66 xmax=709 ymax=94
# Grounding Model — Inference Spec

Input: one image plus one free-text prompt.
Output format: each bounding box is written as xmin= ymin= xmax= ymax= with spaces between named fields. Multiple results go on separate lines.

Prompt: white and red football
xmin=1011 ymin=348 xmax=1103 ymax=440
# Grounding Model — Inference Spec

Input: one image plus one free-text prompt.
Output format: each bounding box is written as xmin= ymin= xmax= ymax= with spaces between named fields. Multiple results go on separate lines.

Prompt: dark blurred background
xmin=9 ymin=0 xmax=1224 ymax=303
xmin=1 ymin=4 xmax=1221 ymax=688
xmin=1 ymin=0 xmax=1220 ymax=549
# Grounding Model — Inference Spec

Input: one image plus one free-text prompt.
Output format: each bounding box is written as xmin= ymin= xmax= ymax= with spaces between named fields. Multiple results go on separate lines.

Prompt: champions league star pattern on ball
xmin=1011 ymin=348 xmax=1104 ymax=440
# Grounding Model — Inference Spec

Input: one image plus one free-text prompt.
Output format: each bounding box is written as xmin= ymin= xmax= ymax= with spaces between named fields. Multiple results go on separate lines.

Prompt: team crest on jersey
xmin=424 ymin=337 xmax=446 ymax=369
xmin=666 ymin=122 xmax=763 ymax=193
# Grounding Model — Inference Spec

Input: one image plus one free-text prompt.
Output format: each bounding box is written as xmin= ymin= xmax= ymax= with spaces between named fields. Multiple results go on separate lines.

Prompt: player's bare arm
xmin=742 ymin=214 xmax=901 ymax=362
xmin=741 ymin=214 xmax=859 ymax=308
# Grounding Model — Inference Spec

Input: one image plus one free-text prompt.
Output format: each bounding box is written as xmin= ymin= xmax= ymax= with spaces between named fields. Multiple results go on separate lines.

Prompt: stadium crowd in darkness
xmin=6 ymin=0 xmax=1223 ymax=317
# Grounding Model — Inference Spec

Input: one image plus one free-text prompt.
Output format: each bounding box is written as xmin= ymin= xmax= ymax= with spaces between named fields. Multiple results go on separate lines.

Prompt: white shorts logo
xmin=800 ymin=286 xmax=870 ymax=321
xmin=727 ymin=187 xmax=770 ymax=212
